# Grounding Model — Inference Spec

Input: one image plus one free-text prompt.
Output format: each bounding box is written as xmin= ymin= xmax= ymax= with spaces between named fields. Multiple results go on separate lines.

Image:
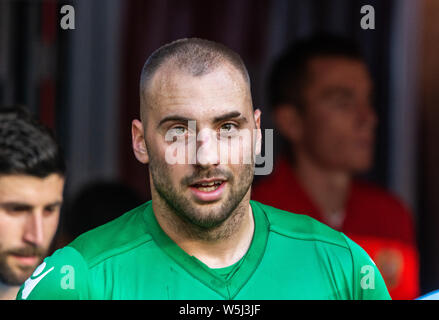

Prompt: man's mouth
xmin=10 ymin=254 xmax=40 ymax=266
xmin=189 ymin=179 xmax=227 ymax=202
xmin=191 ymin=180 xmax=224 ymax=192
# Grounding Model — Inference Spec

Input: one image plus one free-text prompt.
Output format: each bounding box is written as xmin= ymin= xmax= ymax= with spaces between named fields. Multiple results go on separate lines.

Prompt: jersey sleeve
xmin=342 ymin=233 xmax=391 ymax=300
xmin=16 ymin=246 xmax=89 ymax=300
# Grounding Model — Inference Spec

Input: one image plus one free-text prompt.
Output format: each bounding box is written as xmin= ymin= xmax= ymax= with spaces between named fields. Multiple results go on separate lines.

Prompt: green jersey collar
xmin=142 ymin=200 xmax=269 ymax=299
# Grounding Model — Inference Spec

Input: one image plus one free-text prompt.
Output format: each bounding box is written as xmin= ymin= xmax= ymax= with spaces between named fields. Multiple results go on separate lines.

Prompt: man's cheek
xmin=44 ymin=216 xmax=60 ymax=246
xmin=312 ymin=132 xmax=346 ymax=161
xmin=219 ymin=138 xmax=243 ymax=165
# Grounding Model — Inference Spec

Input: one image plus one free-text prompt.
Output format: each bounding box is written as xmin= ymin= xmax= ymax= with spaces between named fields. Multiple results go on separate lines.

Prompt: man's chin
xmin=175 ymin=200 xmax=230 ymax=229
xmin=9 ymin=258 xmax=42 ymax=279
xmin=184 ymin=211 xmax=229 ymax=229
xmin=190 ymin=196 xmax=226 ymax=207
xmin=0 ymin=267 xmax=35 ymax=286
xmin=350 ymin=161 xmax=373 ymax=174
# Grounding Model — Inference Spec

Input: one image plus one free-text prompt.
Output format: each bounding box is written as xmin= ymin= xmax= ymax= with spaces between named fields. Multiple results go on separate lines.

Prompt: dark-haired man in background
xmin=252 ymin=34 xmax=419 ymax=299
xmin=0 ymin=107 xmax=65 ymax=300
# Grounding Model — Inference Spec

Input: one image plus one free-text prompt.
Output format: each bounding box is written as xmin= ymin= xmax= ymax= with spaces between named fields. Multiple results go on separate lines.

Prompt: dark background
xmin=1 ymin=0 xmax=438 ymax=295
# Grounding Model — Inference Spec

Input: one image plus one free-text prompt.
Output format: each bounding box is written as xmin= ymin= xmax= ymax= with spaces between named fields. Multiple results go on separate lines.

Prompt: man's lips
xmin=189 ymin=179 xmax=227 ymax=202
xmin=189 ymin=177 xmax=227 ymax=186
xmin=10 ymin=254 xmax=40 ymax=266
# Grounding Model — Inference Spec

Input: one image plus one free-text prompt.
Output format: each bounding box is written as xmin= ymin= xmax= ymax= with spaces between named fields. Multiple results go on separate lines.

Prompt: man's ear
xmin=254 ymin=108 xmax=262 ymax=156
xmin=273 ymin=104 xmax=303 ymax=144
xmin=132 ymin=119 xmax=149 ymax=164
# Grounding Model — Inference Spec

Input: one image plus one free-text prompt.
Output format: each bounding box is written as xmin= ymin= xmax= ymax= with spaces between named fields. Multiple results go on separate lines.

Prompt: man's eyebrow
xmin=0 ymin=202 xmax=33 ymax=210
xmin=157 ymin=115 xmax=193 ymax=128
xmin=157 ymin=112 xmax=248 ymax=128
xmin=321 ymin=86 xmax=354 ymax=98
xmin=45 ymin=201 xmax=63 ymax=208
xmin=0 ymin=201 xmax=62 ymax=210
xmin=213 ymin=111 xmax=248 ymax=123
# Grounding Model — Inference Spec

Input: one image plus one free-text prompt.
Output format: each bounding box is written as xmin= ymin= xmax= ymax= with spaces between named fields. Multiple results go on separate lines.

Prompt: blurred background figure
xmin=57 ymin=181 xmax=144 ymax=246
xmin=0 ymin=106 xmax=65 ymax=300
xmin=252 ymin=34 xmax=419 ymax=299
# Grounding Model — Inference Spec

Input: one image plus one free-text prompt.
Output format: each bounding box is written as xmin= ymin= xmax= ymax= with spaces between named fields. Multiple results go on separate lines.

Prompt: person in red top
xmin=252 ymin=34 xmax=419 ymax=299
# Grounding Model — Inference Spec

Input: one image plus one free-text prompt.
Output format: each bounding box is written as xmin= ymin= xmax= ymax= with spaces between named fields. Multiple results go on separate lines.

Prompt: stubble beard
xmin=149 ymin=156 xmax=254 ymax=241
xmin=0 ymin=245 xmax=45 ymax=286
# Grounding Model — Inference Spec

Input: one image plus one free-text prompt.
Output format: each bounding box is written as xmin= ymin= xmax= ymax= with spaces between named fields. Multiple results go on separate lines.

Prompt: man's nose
xmin=196 ymin=128 xmax=219 ymax=168
xmin=23 ymin=211 xmax=44 ymax=247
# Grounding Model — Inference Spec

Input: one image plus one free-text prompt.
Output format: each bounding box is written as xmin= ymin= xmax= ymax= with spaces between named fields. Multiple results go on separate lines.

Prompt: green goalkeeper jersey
xmin=17 ymin=200 xmax=390 ymax=300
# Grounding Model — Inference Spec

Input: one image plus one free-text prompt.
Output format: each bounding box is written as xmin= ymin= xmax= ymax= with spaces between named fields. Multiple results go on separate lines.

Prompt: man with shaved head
xmin=18 ymin=38 xmax=390 ymax=300
xmin=134 ymin=38 xmax=257 ymax=241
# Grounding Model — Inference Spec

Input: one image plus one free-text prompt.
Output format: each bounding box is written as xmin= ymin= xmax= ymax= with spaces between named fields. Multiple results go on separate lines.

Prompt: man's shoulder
xmin=251 ymin=200 xmax=349 ymax=250
xmin=67 ymin=201 xmax=154 ymax=268
xmin=251 ymin=200 xmax=391 ymax=299
xmin=17 ymin=245 xmax=88 ymax=299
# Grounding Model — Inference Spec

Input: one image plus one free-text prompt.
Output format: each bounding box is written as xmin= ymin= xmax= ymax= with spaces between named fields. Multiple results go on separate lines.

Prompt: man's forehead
xmin=144 ymin=62 xmax=252 ymax=119
xmin=308 ymin=57 xmax=372 ymax=90
xmin=309 ymin=57 xmax=370 ymax=79
xmin=0 ymin=174 xmax=64 ymax=200
xmin=151 ymin=61 xmax=246 ymax=93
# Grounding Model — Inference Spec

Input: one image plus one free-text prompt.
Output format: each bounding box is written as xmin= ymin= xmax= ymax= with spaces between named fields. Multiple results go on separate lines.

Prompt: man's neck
xmin=152 ymin=191 xmax=254 ymax=269
xmin=0 ymin=282 xmax=19 ymax=300
xmin=293 ymin=151 xmax=351 ymax=227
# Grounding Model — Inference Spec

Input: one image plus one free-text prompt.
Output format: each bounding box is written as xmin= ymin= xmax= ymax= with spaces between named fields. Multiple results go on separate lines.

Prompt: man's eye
xmin=170 ymin=126 xmax=187 ymax=135
xmin=332 ymin=98 xmax=353 ymax=110
xmin=5 ymin=206 xmax=29 ymax=216
xmin=13 ymin=206 xmax=29 ymax=212
xmin=220 ymin=123 xmax=237 ymax=132
xmin=45 ymin=206 xmax=56 ymax=213
xmin=43 ymin=205 xmax=59 ymax=216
